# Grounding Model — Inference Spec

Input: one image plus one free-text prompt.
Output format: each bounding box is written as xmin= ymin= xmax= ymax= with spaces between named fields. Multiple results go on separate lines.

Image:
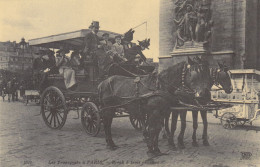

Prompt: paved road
xmin=0 ymin=100 xmax=260 ymax=167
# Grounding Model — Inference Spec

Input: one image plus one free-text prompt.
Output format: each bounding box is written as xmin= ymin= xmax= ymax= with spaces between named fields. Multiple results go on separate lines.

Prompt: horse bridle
xmin=210 ymin=68 xmax=229 ymax=91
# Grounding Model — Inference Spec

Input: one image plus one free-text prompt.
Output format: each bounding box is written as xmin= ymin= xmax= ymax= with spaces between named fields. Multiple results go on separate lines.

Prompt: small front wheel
xmin=221 ymin=112 xmax=237 ymax=129
xmin=81 ymin=102 xmax=101 ymax=136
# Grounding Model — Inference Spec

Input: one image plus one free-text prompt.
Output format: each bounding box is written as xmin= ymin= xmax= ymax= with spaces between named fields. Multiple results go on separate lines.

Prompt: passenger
xmin=33 ymin=50 xmax=49 ymax=73
xmin=46 ymin=49 xmax=57 ymax=73
xmin=32 ymin=50 xmax=50 ymax=90
xmin=56 ymin=49 xmax=77 ymax=90
xmin=125 ymin=38 xmax=150 ymax=65
xmin=122 ymin=29 xmax=136 ymax=50
xmin=111 ymin=35 xmax=127 ymax=63
xmin=69 ymin=51 xmax=81 ymax=71
xmin=100 ymin=33 xmax=113 ymax=53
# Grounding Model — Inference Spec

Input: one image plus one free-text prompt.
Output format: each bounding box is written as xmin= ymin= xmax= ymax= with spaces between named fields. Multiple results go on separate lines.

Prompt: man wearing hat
xmin=33 ymin=50 xmax=50 ymax=73
xmin=82 ymin=21 xmax=101 ymax=61
xmin=32 ymin=49 xmax=51 ymax=90
xmin=125 ymin=38 xmax=150 ymax=65
xmin=100 ymin=33 xmax=113 ymax=53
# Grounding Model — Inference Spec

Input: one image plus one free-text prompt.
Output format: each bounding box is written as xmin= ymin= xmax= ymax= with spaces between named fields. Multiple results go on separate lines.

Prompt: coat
xmin=124 ymin=45 xmax=146 ymax=62
xmin=100 ymin=40 xmax=113 ymax=52
xmin=32 ymin=58 xmax=49 ymax=73
xmin=111 ymin=43 xmax=124 ymax=57
xmin=83 ymin=32 xmax=100 ymax=55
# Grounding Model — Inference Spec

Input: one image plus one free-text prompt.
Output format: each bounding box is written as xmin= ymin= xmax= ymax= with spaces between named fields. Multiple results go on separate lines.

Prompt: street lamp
xmin=19 ymin=38 xmax=26 ymax=71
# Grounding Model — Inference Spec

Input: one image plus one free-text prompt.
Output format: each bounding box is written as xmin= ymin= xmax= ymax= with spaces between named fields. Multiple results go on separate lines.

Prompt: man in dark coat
xmin=82 ymin=21 xmax=101 ymax=62
xmin=32 ymin=50 xmax=50 ymax=90
xmin=125 ymin=38 xmax=150 ymax=65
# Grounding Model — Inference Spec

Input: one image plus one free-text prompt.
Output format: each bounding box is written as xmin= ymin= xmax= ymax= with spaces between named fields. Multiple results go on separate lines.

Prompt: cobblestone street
xmin=0 ymin=100 xmax=260 ymax=167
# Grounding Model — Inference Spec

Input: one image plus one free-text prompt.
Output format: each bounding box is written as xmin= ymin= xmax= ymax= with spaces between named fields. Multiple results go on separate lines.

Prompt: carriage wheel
xmin=221 ymin=113 xmax=237 ymax=129
xmin=81 ymin=102 xmax=101 ymax=136
xmin=41 ymin=86 xmax=67 ymax=129
xmin=129 ymin=113 xmax=147 ymax=131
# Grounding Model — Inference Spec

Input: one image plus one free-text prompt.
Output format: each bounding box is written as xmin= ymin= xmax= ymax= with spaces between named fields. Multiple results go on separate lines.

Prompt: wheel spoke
xmin=46 ymin=112 xmax=52 ymax=120
xmin=50 ymin=114 xmax=54 ymax=126
xmin=56 ymin=114 xmax=61 ymax=126
xmin=54 ymin=113 xmax=56 ymax=127
xmin=57 ymin=112 xmax=63 ymax=120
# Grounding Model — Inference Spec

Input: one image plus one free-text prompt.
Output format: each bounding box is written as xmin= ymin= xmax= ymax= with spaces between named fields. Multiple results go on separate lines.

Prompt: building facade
xmin=0 ymin=39 xmax=37 ymax=72
xmin=159 ymin=0 xmax=260 ymax=71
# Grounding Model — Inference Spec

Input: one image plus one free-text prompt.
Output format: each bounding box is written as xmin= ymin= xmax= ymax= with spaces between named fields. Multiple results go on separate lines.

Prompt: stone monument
xmin=171 ymin=0 xmax=213 ymax=64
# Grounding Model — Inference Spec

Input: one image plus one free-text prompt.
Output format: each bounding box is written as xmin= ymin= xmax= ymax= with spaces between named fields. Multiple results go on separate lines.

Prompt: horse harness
xmin=210 ymin=67 xmax=225 ymax=90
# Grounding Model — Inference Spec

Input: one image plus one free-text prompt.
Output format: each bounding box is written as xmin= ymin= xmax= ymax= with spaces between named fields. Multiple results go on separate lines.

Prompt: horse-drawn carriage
xmin=211 ymin=69 xmax=260 ymax=129
xmin=30 ymin=28 xmax=232 ymax=156
xmin=29 ymin=29 xmax=155 ymax=135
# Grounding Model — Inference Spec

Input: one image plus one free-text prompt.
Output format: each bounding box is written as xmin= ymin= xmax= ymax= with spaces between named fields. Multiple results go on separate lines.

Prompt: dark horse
xmin=98 ymin=58 xmax=211 ymax=157
xmin=165 ymin=60 xmax=233 ymax=149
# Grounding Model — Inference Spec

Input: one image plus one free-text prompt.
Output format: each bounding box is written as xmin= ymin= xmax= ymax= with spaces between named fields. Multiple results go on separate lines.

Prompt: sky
xmin=0 ymin=0 xmax=160 ymax=61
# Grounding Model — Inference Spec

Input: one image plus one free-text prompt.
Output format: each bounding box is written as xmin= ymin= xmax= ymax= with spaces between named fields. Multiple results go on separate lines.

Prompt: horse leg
xmin=146 ymin=109 xmax=161 ymax=157
xmin=153 ymin=115 xmax=165 ymax=156
xmin=103 ymin=109 xmax=117 ymax=150
xmin=192 ymin=110 xmax=199 ymax=147
xmin=178 ymin=110 xmax=187 ymax=149
xmin=200 ymin=110 xmax=210 ymax=146
xmin=168 ymin=111 xmax=178 ymax=150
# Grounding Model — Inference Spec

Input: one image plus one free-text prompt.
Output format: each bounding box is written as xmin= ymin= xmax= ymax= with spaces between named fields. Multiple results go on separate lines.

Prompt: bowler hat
xmin=89 ymin=21 xmax=100 ymax=29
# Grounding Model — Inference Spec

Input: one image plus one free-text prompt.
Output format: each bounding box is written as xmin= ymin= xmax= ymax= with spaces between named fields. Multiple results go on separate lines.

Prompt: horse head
xmin=214 ymin=62 xmax=233 ymax=94
xmin=184 ymin=57 xmax=212 ymax=102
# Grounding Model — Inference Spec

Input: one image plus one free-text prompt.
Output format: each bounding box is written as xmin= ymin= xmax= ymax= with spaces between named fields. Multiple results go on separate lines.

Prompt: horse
xmin=165 ymin=60 xmax=233 ymax=149
xmin=97 ymin=58 xmax=212 ymax=157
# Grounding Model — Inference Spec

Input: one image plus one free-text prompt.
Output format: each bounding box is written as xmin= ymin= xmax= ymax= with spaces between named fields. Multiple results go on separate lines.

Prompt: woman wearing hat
xmin=125 ymin=38 xmax=150 ymax=65
xmin=56 ymin=49 xmax=77 ymax=90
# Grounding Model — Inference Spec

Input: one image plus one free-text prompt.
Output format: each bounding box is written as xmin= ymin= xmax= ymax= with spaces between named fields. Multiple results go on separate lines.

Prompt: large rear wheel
xmin=41 ymin=86 xmax=67 ymax=129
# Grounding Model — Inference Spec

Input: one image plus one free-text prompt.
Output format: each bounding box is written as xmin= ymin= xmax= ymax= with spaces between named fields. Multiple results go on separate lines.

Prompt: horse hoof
xmin=169 ymin=144 xmax=177 ymax=150
xmin=147 ymin=151 xmax=156 ymax=158
xmin=203 ymin=140 xmax=210 ymax=146
xmin=162 ymin=133 xmax=168 ymax=139
xmin=192 ymin=142 xmax=199 ymax=147
xmin=143 ymin=137 xmax=149 ymax=143
xmin=106 ymin=145 xmax=118 ymax=150
xmin=178 ymin=143 xmax=185 ymax=149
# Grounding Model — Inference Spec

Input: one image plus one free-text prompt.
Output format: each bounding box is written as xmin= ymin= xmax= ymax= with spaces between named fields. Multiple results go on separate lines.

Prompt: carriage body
xmin=29 ymin=29 xmax=154 ymax=134
xmin=211 ymin=69 xmax=260 ymax=128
